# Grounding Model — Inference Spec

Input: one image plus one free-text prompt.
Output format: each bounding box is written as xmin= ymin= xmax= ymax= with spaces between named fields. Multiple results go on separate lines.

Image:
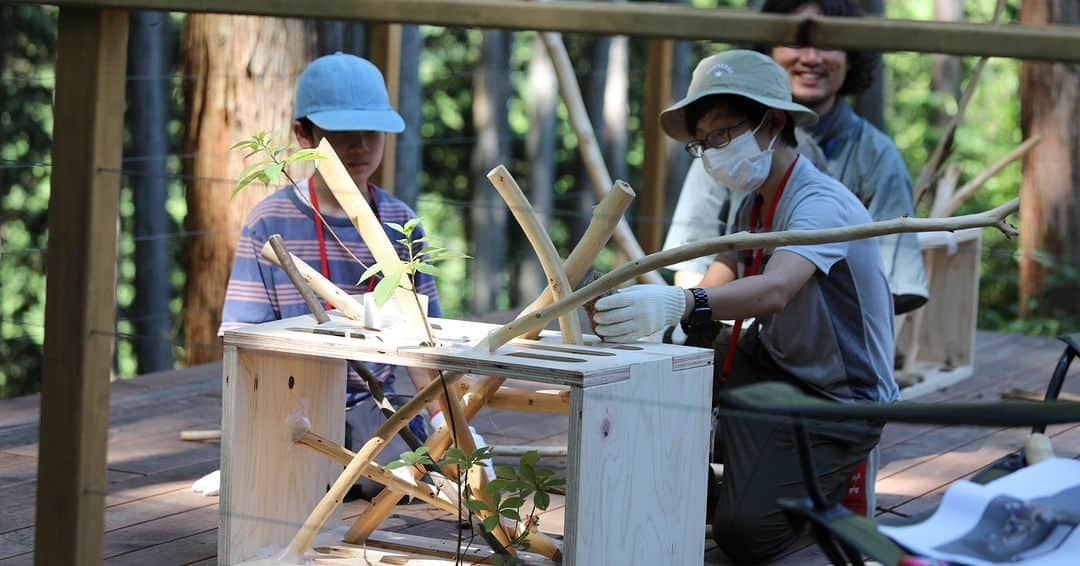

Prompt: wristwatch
xmin=681 ymin=287 xmax=712 ymax=332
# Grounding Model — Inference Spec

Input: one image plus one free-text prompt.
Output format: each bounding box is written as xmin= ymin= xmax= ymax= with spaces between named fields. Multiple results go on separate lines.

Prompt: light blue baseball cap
xmin=293 ymin=52 xmax=405 ymax=133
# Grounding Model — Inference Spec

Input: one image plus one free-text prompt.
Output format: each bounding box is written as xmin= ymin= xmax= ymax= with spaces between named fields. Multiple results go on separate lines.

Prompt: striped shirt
xmin=219 ymin=180 xmax=441 ymax=389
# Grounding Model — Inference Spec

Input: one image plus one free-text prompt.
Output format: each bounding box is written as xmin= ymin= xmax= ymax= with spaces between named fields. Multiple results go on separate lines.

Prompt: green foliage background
xmin=0 ymin=0 xmax=1073 ymax=398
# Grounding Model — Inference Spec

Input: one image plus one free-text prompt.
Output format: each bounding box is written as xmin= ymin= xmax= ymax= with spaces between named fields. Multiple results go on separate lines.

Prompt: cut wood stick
xmin=520 ymin=180 xmax=635 ymax=338
xmin=279 ymin=370 xmax=469 ymax=562
xmin=486 ymin=165 xmax=582 ymax=345
xmin=486 ymin=388 xmax=570 ymax=414
xmin=490 ymin=445 xmax=568 ymax=458
xmin=540 ymin=31 xmax=664 ymax=286
xmin=291 ymin=426 xmax=459 ymax=514
xmin=259 ymin=241 xmax=365 ymax=321
xmin=937 ymin=135 xmax=1042 ymax=218
xmin=315 ymin=138 xmax=428 ymax=334
xmin=179 ymin=429 xmax=221 ymax=442
xmin=1001 ymin=388 xmax=1080 ymax=403
xmin=268 ymin=234 xmax=330 ymax=324
xmin=486 ymin=199 xmax=1021 ymax=351
xmin=913 ymin=0 xmax=1006 ymax=204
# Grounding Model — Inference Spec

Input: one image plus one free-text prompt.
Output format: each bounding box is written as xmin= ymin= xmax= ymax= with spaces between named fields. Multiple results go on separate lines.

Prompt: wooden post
xmin=35 ymin=8 xmax=128 ymax=565
xmin=368 ymin=22 xmax=402 ymax=193
xmin=641 ymin=39 xmax=673 ymax=254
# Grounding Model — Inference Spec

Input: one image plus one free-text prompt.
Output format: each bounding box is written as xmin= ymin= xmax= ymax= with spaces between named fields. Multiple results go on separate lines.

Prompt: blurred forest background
xmin=1 ymin=0 xmax=1077 ymax=398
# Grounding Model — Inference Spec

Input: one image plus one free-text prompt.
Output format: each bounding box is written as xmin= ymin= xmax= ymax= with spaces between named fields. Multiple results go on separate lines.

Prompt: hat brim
xmin=307 ymin=109 xmax=405 ymax=134
xmin=660 ymin=88 xmax=817 ymax=143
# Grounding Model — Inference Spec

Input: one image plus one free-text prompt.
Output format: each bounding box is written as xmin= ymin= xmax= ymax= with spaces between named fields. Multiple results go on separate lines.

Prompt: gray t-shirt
xmin=728 ymin=158 xmax=898 ymax=402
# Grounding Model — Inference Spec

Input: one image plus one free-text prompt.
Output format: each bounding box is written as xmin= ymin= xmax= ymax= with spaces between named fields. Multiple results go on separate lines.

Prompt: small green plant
xmin=231 ymin=131 xmax=323 ymax=196
xmin=358 ymin=218 xmax=468 ymax=310
xmin=389 ymin=446 xmax=565 ymax=563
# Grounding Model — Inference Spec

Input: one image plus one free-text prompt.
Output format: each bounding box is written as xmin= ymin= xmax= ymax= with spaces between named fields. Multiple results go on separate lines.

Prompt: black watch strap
xmin=682 ymin=287 xmax=712 ymax=333
xmin=689 ymin=287 xmax=709 ymax=310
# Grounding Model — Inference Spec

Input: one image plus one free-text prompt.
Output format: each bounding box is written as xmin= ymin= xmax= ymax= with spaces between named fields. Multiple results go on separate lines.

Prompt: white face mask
xmin=701 ymin=115 xmax=778 ymax=194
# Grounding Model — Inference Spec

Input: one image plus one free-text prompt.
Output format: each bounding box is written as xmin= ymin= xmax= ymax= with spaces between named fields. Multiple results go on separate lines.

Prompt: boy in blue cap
xmin=197 ymin=53 xmax=472 ymax=498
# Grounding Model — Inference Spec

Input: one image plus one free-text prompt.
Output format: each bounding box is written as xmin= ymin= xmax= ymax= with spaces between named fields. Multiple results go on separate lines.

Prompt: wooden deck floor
xmin=1 ymin=331 xmax=1078 ymax=565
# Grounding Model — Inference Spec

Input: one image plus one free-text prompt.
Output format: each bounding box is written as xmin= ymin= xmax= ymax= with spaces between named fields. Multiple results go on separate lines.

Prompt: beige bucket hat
xmin=660 ymin=49 xmax=817 ymax=143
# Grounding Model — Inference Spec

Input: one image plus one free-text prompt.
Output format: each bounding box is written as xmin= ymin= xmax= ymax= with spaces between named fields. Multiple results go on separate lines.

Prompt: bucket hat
xmin=660 ymin=50 xmax=817 ymax=142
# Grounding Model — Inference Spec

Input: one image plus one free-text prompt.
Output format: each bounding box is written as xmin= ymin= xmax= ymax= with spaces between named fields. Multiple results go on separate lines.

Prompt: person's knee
xmin=712 ymin=505 xmax=799 ymax=564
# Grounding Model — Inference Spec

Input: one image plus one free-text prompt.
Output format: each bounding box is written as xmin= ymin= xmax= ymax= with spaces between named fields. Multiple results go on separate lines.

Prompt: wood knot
xmin=601 ymin=418 xmax=612 ymax=438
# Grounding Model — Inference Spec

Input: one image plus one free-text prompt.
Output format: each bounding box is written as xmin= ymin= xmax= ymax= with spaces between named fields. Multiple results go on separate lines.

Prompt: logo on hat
xmin=708 ymin=62 xmax=735 ymax=78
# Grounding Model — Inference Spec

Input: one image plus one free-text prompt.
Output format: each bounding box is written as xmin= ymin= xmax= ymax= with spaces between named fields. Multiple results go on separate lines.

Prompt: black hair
xmin=683 ymin=94 xmax=797 ymax=148
xmin=759 ymin=0 xmax=879 ymax=96
xmin=296 ymin=117 xmax=316 ymax=139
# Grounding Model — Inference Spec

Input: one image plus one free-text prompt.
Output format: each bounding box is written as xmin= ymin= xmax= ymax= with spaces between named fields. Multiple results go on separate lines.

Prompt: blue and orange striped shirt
xmin=219 ymin=180 xmax=441 ymax=389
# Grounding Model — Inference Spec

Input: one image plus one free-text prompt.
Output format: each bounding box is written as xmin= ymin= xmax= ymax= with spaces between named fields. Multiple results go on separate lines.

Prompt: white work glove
xmin=192 ymin=469 xmax=220 ymax=497
xmin=592 ymin=285 xmax=687 ymax=343
xmin=430 ymin=412 xmax=496 ymax=480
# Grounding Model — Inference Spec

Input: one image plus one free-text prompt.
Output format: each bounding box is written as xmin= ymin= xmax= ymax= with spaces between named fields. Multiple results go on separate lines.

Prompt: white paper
xmin=881 ymin=458 xmax=1080 ymax=565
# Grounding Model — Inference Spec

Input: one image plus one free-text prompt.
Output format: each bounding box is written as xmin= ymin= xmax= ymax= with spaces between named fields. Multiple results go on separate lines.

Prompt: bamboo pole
xmin=540 ymin=31 xmax=665 ymax=285
xmin=179 ymin=429 xmax=221 ymax=441
xmin=279 ymin=370 xmax=470 ymax=562
xmin=936 ymin=135 xmax=1042 ymax=218
xmin=521 ymin=180 xmax=635 ymax=337
xmin=486 ymin=165 xmax=582 ymax=345
xmin=485 ymin=199 xmax=1021 ymax=351
xmin=315 ymin=138 xmax=428 ymax=332
xmin=259 ymin=241 xmax=366 ymax=321
xmin=913 ymin=0 xmax=1006 ymax=204
xmin=490 ymin=445 xmax=569 ymax=458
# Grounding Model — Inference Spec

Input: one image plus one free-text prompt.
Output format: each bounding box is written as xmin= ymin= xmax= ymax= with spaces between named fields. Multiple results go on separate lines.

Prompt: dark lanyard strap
xmin=718 ymin=155 xmax=799 ymax=384
xmin=307 ymin=178 xmax=380 ymax=305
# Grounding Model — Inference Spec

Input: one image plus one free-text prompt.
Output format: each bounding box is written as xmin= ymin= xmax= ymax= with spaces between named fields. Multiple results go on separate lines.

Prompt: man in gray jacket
xmin=663 ymin=0 xmax=928 ymax=314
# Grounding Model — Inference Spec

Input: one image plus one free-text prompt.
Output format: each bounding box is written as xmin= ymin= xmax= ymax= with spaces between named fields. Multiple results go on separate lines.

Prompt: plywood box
xmin=896 ymin=227 xmax=982 ymax=399
xmin=220 ymin=314 xmax=713 ymax=565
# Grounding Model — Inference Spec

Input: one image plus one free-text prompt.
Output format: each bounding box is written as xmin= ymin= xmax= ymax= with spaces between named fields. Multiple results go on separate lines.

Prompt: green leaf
xmin=403 ymin=217 xmax=420 ymax=236
xmin=495 ymin=465 xmax=518 ymax=480
xmin=483 ymin=478 xmax=513 ymax=495
xmin=500 ymin=509 xmax=521 ymax=521
xmin=500 ymin=496 xmax=526 ymax=510
xmin=520 ymin=451 xmax=540 ymax=468
xmin=358 ymin=261 xmax=385 ymax=284
xmin=463 ymin=499 xmax=489 ymax=513
xmin=385 ymin=222 xmax=407 ymax=235
xmin=482 ymin=516 xmax=500 ymax=533
xmin=533 ymin=490 xmax=550 ymax=511
xmin=413 ymin=263 xmax=440 ymax=277
xmin=385 ymin=460 xmax=406 ymax=471
xmin=373 ymin=267 xmax=403 ymax=306
xmin=265 ymin=162 xmax=285 ymax=185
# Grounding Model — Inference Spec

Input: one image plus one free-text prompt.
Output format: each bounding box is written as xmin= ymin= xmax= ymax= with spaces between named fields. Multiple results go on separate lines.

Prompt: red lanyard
xmin=307 ymin=177 xmax=380 ymax=299
xmin=718 ymin=155 xmax=799 ymax=384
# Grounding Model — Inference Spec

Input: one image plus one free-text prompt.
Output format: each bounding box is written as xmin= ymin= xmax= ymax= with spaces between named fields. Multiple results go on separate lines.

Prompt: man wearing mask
xmin=590 ymin=50 xmax=893 ymax=562
xmin=663 ymin=0 xmax=928 ymax=315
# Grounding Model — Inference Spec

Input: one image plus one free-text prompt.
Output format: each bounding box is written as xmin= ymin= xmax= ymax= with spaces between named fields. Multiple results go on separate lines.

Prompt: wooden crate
xmin=219 ymin=314 xmax=713 ymax=565
xmin=896 ymin=227 xmax=982 ymax=399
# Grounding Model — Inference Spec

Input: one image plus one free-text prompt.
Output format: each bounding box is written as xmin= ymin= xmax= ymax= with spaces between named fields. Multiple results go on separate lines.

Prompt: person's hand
xmin=592 ymin=285 xmax=687 ymax=343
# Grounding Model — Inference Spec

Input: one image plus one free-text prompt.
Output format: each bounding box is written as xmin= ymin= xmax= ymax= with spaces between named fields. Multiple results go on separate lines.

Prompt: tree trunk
xmin=127 ymin=11 xmax=175 ymax=373
xmin=394 ymin=25 xmax=422 ymax=210
xmin=666 ymin=0 xmax=691 ymax=219
xmin=569 ymin=34 xmax=610 ymax=244
xmin=1019 ymin=0 xmax=1080 ymax=318
xmin=317 ymin=21 xmax=365 ymax=56
xmin=930 ymin=0 xmax=963 ymax=102
xmin=468 ymin=30 xmax=511 ymax=315
xmin=518 ymin=34 xmax=558 ymax=304
xmin=181 ymin=16 xmax=315 ymax=364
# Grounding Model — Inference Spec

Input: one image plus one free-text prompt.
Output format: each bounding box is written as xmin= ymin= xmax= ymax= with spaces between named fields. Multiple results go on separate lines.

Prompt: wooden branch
xmin=913 ymin=0 xmax=1005 ymax=204
xmin=315 ymin=138 xmax=428 ymax=333
xmin=486 ymin=199 xmax=1020 ymax=351
xmin=486 ymin=388 xmax=570 ymax=414
xmin=540 ymin=31 xmax=665 ymax=285
xmin=290 ymin=425 xmax=459 ymax=514
xmin=259 ymin=241 xmax=366 ymax=321
xmin=268 ymin=234 xmax=330 ymax=324
xmin=937 ymin=135 xmax=1042 ymax=218
xmin=490 ymin=445 xmax=569 ymax=458
xmin=520 ymin=180 xmax=635 ymax=338
xmin=280 ymin=370 xmax=468 ymax=562
xmin=1001 ymin=388 xmax=1080 ymax=403
xmin=486 ymin=165 xmax=582 ymax=345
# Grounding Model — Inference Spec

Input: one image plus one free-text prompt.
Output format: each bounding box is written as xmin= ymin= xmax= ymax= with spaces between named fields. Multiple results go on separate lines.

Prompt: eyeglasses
xmin=684 ymin=118 xmax=749 ymax=158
